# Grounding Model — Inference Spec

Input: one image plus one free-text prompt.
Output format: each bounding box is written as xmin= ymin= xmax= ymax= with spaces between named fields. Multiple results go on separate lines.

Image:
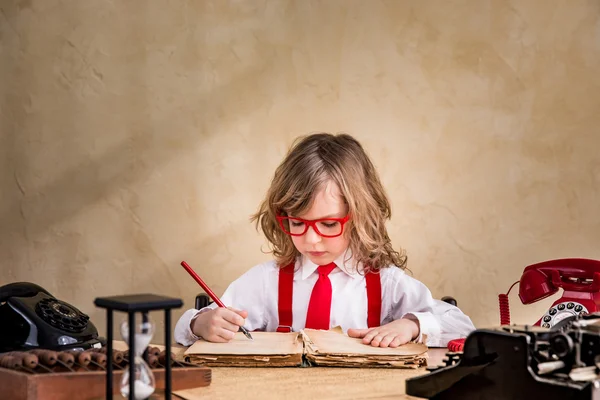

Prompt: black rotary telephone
xmin=0 ymin=282 xmax=104 ymax=352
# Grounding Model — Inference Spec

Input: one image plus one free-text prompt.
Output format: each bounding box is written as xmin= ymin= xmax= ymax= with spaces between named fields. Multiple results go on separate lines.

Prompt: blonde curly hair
xmin=251 ymin=133 xmax=407 ymax=273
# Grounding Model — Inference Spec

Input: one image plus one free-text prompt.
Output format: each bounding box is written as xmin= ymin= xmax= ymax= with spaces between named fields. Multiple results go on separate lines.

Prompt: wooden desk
xmin=172 ymin=348 xmax=446 ymax=400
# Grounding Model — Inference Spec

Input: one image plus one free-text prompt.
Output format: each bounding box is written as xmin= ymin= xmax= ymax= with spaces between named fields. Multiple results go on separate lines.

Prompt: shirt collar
xmin=299 ymin=249 xmax=364 ymax=280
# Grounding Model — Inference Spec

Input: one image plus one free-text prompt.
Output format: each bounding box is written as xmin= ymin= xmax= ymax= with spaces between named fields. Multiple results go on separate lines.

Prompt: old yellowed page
xmin=302 ymin=329 xmax=427 ymax=356
xmin=302 ymin=329 xmax=428 ymax=368
xmin=184 ymin=332 xmax=302 ymax=356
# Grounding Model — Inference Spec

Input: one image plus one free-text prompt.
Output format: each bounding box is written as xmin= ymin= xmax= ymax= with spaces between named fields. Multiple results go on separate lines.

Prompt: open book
xmin=184 ymin=329 xmax=428 ymax=368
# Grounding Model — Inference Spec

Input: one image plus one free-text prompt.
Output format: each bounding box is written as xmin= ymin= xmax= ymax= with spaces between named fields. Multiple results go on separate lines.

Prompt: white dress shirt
xmin=174 ymin=254 xmax=475 ymax=347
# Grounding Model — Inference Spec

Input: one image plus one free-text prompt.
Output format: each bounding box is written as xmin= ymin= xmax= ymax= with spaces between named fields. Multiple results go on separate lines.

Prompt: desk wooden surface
xmin=171 ymin=348 xmax=446 ymax=400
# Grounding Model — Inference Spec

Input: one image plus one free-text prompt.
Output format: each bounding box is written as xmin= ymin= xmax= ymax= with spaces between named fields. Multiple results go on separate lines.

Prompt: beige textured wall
xmin=1 ymin=0 xmax=599 ymax=343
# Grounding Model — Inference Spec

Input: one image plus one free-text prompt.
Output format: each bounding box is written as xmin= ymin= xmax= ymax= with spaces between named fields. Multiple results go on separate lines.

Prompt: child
xmin=175 ymin=133 xmax=475 ymax=348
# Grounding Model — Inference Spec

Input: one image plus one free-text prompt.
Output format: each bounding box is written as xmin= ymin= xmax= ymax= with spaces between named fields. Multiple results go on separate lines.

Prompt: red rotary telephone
xmin=447 ymin=258 xmax=600 ymax=353
xmin=499 ymin=258 xmax=600 ymax=327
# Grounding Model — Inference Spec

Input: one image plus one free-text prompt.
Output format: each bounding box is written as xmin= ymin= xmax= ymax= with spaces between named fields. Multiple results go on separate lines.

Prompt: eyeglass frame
xmin=275 ymin=214 xmax=350 ymax=238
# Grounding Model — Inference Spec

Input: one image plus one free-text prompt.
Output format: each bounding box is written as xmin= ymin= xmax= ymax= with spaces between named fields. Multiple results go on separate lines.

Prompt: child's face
xmin=289 ymin=180 xmax=350 ymax=266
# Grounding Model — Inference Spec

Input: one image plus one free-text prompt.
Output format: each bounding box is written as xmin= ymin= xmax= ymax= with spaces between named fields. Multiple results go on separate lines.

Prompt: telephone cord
xmin=447 ymin=338 xmax=465 ymax=352
xmin=499 ymin=280 xmax=520 ymax=326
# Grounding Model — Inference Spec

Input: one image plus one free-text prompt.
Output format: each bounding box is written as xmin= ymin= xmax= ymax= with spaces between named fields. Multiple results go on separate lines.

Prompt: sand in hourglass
xmin=120 ymin=319 xmax=156 ymax=399
xmin=121 ymin=381 xmax=155 ymax=399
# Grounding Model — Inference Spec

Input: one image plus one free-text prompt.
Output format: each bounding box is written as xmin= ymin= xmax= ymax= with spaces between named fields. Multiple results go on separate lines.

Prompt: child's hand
xmin=347 ymin=318 xmax=420 ymax=348
xmin=191 ymin=307 xmax=248 ymax=343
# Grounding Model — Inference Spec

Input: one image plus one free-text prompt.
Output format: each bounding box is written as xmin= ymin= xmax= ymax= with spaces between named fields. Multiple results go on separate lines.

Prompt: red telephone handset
xmin=499 ymin=258 xmax=600 ymax=327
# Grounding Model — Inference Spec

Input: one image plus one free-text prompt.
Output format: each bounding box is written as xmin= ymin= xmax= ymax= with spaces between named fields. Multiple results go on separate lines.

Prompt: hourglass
xmin=120 ymin=315 xmax=155 ymax=399
xmin=94 ymin=294 xmax=183 ymax=400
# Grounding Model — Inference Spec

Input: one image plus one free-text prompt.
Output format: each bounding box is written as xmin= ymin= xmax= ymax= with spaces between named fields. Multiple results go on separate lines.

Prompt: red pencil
xmin=180 ymin=261 xmax=253 ymax=340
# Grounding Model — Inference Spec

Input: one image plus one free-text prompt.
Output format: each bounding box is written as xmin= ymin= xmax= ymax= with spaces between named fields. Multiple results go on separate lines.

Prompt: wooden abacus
xmin=0 ymin=346 xmax=211 ymax=400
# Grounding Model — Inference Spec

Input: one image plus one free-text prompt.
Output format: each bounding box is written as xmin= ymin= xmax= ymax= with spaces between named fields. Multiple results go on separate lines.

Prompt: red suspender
xmin=365 ymin=271 xmax=382 ymax=328
xmin=276 ymin=263 xmax=295 ymax=332
xmin=277 ymin=264 xmax=381 ymax=331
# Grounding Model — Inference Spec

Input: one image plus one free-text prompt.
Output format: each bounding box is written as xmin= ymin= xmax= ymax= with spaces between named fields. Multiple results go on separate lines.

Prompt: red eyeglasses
xmin=276 ymin=214 xmax=350 ymax=238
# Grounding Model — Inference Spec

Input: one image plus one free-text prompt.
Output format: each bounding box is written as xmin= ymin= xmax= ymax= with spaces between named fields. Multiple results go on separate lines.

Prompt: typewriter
xmin=406 ymin=314 xmax=600 ymax=399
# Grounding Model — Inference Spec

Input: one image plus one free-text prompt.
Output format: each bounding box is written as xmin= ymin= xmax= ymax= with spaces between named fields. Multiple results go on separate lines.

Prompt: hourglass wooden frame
xmin=95 ymin=294 xmax=183 ymax=400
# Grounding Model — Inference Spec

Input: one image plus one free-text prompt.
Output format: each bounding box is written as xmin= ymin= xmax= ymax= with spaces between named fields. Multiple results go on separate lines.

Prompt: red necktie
xmin=305 ymin=262 xmax=337 ymax=330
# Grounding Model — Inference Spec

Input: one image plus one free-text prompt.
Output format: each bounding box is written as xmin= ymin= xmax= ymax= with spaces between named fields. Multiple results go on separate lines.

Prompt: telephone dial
xmin=0 ymin=282 xmax=104 ymax=352
xmin=500 ymin=258 xmax=600 ymax=328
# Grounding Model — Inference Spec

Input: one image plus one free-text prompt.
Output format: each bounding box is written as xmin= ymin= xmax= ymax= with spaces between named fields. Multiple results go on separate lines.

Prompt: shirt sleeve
xmin=173 ymin=262 xmax=269 ymax=346
xmin=382 ymin=268 xmax=476 ymax=347
xmin=174 ymin=307 xmax=210 ymax=346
